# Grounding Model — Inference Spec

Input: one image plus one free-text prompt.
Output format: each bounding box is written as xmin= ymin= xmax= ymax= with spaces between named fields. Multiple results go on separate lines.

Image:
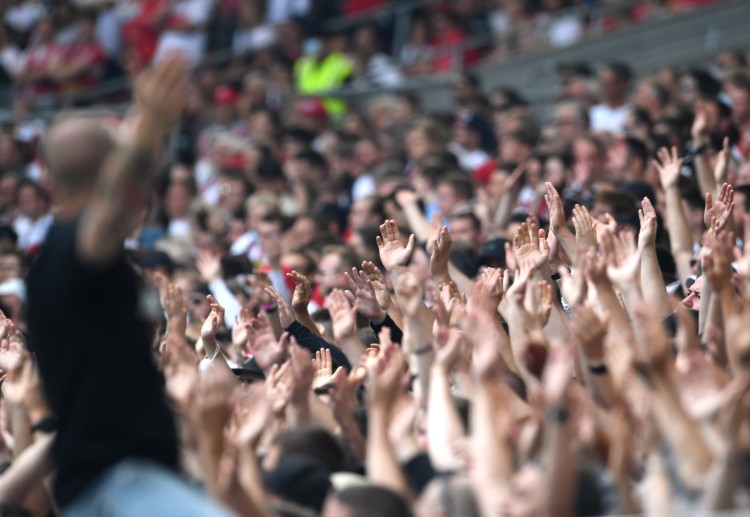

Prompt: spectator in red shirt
xmin=19 ymin=16 xmax=63 ymax=107
xmin=429 ymin=8 xmax=479 ymax=73
xmin=55 ymin=14 xmax=106 ymax=96
xmin=122 ymin=0 xmax=170 ymax=74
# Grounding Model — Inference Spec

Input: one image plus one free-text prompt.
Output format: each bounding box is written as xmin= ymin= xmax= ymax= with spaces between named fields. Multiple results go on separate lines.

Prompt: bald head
xmin=41 ymin=117 xmax=115 ymax=200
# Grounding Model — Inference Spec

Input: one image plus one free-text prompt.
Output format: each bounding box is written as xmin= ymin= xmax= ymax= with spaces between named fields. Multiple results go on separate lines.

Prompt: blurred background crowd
xmin=0 ymin=1 xmax=747 ymax=517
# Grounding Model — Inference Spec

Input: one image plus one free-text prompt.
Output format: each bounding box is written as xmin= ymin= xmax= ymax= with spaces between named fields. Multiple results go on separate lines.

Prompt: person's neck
xmin=52 ymin=194 xmax=90 ymax=222
xmin=605 ymin=97 xmax=625 ymax=109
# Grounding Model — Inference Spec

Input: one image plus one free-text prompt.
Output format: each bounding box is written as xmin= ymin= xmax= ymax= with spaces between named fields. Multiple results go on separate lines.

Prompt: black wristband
xmin=31 ymin=416 xmax=58 ymax=434
xmin=587 ymin=362 xmax=608 ymax=375
xmin=546 ymin=407 xmax=570 ymax=424
xmin=413 ymin=345 xmax=433 ymax=356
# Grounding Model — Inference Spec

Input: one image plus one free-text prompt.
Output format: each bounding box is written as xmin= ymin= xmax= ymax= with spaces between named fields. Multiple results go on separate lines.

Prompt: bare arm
xmin=78 ymin=56 xmax=186 ymax=266
xmin=638 ymin=198 xmax=672 ymax=318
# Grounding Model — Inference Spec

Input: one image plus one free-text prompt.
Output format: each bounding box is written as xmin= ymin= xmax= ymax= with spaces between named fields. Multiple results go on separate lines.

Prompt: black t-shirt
xmin=25 ymin=221 xmax=178 ymax=507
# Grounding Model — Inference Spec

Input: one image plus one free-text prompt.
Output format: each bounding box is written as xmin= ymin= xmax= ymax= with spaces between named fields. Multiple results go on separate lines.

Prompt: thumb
xmin=405 ymin=234 xmax=416 ymax=254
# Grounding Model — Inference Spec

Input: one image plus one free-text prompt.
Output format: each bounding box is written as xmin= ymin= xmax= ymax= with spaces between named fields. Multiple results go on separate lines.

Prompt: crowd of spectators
xmin=0 ymin=1 xmax=744 ymax=517
xmin=0 ymin=0 xmax=726 ymax=108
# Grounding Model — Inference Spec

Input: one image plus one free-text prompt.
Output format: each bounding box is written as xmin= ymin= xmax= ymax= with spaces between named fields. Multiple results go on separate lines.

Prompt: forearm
xmin=78 ymin=143 xmax=157 ymax=263
xmin=286 ymin=321 xmax=352 ymax=370
xmin=0 ymin=433 xmax=54 ymax=504
xmin=335 ymin=410 xmax=366 ymax=463
xmin=650 ymin=373 xmax=714 ymax=489
xmin=237 ymin=446 xmax=268 ymax=514
xmin=542 ymin=411 xmax=576 ymax=517
xmin=470 ymin=383 xmax=514 ymax=500
xmin=552 ymin=227 xmax=577 ymax=266
xmin=293 ymin=308 xmax=323 ymax=338
xmin=400 ymin=201 xmax=432 ymax=242
xmin=640 ymin=247 xmax=671 ymax=319
xmin=367 ymin=405 xmax=412 ymax=500
xmin=665 ymin=188 xmax=694 ymax=255
xmin=426 ymin=365 xmax=466 ymax=471
xmin=693 ymin=154 xmax=718 ymax=199
xmin=447 ymin=263 xmax=474 ymax=296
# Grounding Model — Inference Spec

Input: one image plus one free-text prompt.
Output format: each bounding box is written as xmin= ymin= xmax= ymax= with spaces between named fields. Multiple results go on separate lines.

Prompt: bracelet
xmin=261 ymin=304 xmax=278 ymax=313
xmin=412 ymin=345 xmax=433 ymax=356
xmin=545 ymin=407 xmax=570 ymax=424
xmin=30 ymin=416 xmax=58 ymax=434
xmin=587 ymin=362 xmax=608 ymax=375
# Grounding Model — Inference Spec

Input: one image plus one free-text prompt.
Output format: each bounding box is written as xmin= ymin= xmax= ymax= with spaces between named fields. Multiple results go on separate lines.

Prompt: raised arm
xmin=638 ymin=197 xmax=671 ymax=318
xmin=78 ymin=56 xmax=187 ymax=266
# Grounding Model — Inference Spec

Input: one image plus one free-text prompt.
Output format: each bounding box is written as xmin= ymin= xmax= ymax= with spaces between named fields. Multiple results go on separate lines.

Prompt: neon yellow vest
xmin=294 ymin=52 xmax=353 ymax=118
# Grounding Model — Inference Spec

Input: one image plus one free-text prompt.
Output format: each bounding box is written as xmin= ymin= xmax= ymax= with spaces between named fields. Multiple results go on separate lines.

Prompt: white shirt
xmin=266 ymin=0 xmax=310 ymax=24
xmin=233 ymin=25 xmax=277 ymax=54
xmin=13 ymin=213 xmax=53 ymax=251
xmin=153 ymin=0 xmax=214 ymax=66
xmin=589 ymin=103 xmax=630 ymax=135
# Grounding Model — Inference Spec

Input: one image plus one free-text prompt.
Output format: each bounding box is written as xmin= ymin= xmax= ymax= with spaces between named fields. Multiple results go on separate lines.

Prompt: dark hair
xmin=273 ymin=427 xmax=346 ymax=473
xmin=294 ymin=149 xmax=327 ymax=171
xmin=624 ymin=137 xmax=649 ymax=165
xmin=334 ymin=485 xmax=413 ymax=517
xmin=256 ymin=157 xmax=285 ymax=182
xmin=437 ymin=172 xmax=474 ymax=201
xmin=604 ymin=61 xmax=633 ymax=84
xmin=451 ymin=210 xmax=481 ymax=232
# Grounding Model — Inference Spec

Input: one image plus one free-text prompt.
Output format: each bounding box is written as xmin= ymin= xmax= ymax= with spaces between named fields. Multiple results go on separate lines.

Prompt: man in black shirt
xmin=25 ymin=57 xmax=235 ymax=516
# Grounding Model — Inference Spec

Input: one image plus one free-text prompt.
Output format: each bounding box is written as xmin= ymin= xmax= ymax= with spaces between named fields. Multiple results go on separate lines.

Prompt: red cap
xmin=298 ymin=98 xmax=328 ymax=119
xmin=214 ymin=85 xmax=238 ymax=105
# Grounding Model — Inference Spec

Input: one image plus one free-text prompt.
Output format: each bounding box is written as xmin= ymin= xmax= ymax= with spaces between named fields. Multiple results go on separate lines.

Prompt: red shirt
xmin=122 ymin=0 xmax=169 ymax=67
xmin=59 ymin=41 xmax=105 ymax=94
xmin=431 ymin=28 xmax=479 ymax=73
xmin=24 ymin=43 xmax=64 ymax=101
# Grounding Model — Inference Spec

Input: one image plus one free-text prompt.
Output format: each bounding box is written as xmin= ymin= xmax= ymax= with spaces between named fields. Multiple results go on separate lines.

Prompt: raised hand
xmin=434 ymin=327 xmax=465 ymax=372
xmin=264 ymin=286 xmax=295 ymax=329
xmin=702 ymin=230 xmax=734 ymax=291
xmin=468 ymin=267 xmax=505 ymax=314
xmin=361 ymin=261 xmax=392 ymax=311
xmin=430 ymin=226 xmax=453 ymax=282
xmin=325 ymin=289 xmax=357 ymax=341
xmin=714 ymin=137 xmax=731 ymax=185
xmin=0 ymin=322 xmax=27 ymax=376
xmin=394 ymin=270 xmax=424 ymax=317
xmin=572 ymin=204 xmax=596 ymax=252
xmin=345 ymin=268 xmax=386 ymax=323
xmin=513 ymin=220 xmax=549 ymax=269
xmin=376 ymin=220 xmax=415 ymax=272
xmin=196 ymin=251 xmax=223 ymax=283
xmin=638 ymin=197 xmax=658 ymax=249
xmin=287 ymin=270 xmax=313 ymax=314
xmin=605 ymin=230 xmax=642 ymax=287
xmin=571 ymin=306 xmax=609 ymax=362
xmin=653 ymin=146 xmax=683 ymax=191
xmin=265 ymin=362 xmax=294 ymax=416
xmin=312 ymin=348 xmax=334 ymax=390
xmin=366 ymin=342 xmax=405 ymax=409
xmin=326 ymin=365 xmax=367 ymax=421
xmin=704 ymin=182 xmax=735 ymax=233
xmin=200 ymin=295 xmax=225 ymax=342
xmin=544 ymin=182 xmax=566 ymax=233
xmin=137 ymin=54 xmax=187 ymax=133
xmin=164 ymin=283 xmax=187 ymax=333
xmin=246 ymin=317 xmax=288 ymax=371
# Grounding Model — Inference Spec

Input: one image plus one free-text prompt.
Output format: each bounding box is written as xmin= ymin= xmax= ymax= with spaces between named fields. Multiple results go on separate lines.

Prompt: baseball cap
xmin=214 ymin=85 xmax=239 ymax=105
